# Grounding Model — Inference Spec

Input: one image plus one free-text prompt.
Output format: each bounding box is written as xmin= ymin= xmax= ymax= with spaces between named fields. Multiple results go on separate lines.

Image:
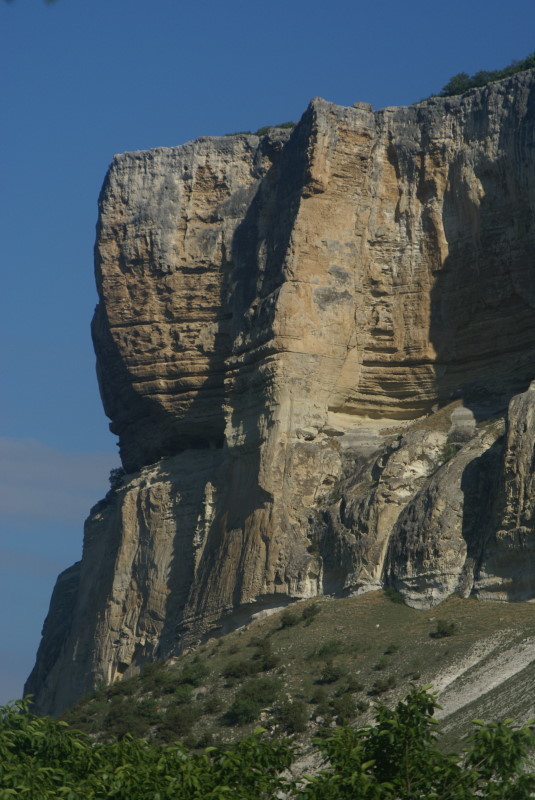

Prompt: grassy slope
xmin=61 ymin=592 xmax=535 ymax=750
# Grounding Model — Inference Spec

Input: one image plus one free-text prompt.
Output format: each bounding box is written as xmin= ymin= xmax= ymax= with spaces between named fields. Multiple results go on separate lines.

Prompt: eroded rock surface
xmin=27 ymin=71 xmax=535 ymax=715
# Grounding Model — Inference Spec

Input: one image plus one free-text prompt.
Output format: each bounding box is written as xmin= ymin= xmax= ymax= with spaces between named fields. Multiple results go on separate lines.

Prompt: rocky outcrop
xmin=26 ymin=71 xmax=535 ymax=715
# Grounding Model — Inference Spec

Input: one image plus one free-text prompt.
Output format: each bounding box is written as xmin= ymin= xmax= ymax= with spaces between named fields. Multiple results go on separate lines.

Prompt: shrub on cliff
xmin=440 ymin=52 xmax=535 ymax=96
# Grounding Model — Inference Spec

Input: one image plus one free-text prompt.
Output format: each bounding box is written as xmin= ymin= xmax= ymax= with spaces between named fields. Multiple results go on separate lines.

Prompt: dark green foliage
xmin=301 ymin=603 xmax=321 ymax=625
xmin=224 ymin=696 xmax=262 ymax=726
xmin=330 ymin=694 xmax=356 ymax=723
xmin=251 ymin=636 xmax=280 ymax=671
xmin=196 ymin=730 xmax=214 ymax=749
xmin=440 ymin=52 xmax=535 ymax=96
xmin=105 ymin=677 xmax=136 ymax=698
xmin=384 ymin=643 xmax=399 ymax=655
xmin=179 ymin=661 xmax=209 ymax=686
xmin=224 ymin=121 xmax=295 ymax=137
xmin=255 ymin=121 xmax=295 ymax=136
xmin=275 ymin=699 xmax=309 ymax=733
xmin=431 ymin=619 xmax=457 ymax=638
xmin=310 ymin=686 xmax=328 ymax=705
xmin=223 ymin=658 xmax=256 ymax=679
xmin=294 ymin=688 xmax=535 ymax=799
xmin=104 ymin=697 xmax=160 ymax=738
xmin=174 ymin=683 xmax=194 ymax=704
xmin=108 ymin=466 xmax=126 ymax=490
xmin=280 ymin=609 xmax=300 ymax=629
xmin=371 ymin=674 xmax=397 ymax=695
xmin=308 ymin=639 xmax=344 ymax=660
xmin=383 ymin=587 xmax=405 ymax=604
xmin=223 ymin=130 xmax=254 ymax=136
xmin=224 ymin=677 xmax=281 ymax=726
xmin=317 ymin=662 xmax=346 ymax=684
xmin=241 ymin=677 xmax=281 ymax=707
xmin=159 ymin=703 xmax=201 ymax=738
xmin=441 ymin=442 xmax=460 ymax=463
xmin=203 ymin=692 xmax=224 ymax=714
xmin=334 ymin=676 xmax=364 ymax=696
xmin=2 ymin=691 xmax=534 ymax=798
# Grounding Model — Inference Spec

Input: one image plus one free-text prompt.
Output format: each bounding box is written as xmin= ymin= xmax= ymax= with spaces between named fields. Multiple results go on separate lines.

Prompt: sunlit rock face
xmin=26 ymin=71 xmax=535 ymax=715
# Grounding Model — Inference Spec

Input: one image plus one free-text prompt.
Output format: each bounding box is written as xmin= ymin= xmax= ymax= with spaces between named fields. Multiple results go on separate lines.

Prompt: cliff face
xmin=27 ymin=71 xmax=535 ymax=715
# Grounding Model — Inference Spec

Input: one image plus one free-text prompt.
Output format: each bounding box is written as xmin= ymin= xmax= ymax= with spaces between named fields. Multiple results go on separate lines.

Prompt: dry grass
xmin=62 ymin=592 xmax=535 ymax=749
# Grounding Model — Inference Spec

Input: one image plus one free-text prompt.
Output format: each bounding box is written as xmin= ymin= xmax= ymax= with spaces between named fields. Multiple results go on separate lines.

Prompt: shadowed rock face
xmin=26 ymin=72 xmax=535 ymax=715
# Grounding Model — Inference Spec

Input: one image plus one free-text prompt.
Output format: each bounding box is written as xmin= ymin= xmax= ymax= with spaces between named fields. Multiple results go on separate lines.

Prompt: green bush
xmin=308 ymin=639 xmax=344 ymax=660
xmin=301 ymin=603 xmax=321 ymax=624
xmin=384 ymin=587 xmax=405 ymax=604
xmin=371 ymin=675 xmax=397 ymax=695
xmin=310 ymin=686 xmax=329 ymax=705
xmin=431 ymin=619 xmax=457 ymax=639
xmin=139 ymin=660 xmax=169 ymax=690
xmin=224 ymin=677 xmax=281 ymax=727
xmin=334 ymin=677 xmax=364 ymax=695
xmin=178 ymin=661 xmax=209 ymax=686
xmin=440 ymin=442 xmax=459 ymax=464
xmin=203 ymin=692 xmax=224 ymax=714
xmin=224 ymin=696 xmax=262 ymax=726
xmin=174 ymin=684 xmax=194 ymax=704
xmin=160 ymin=703 xmax=201 ymax=737
xmin=274 ymin=699 xmax=309 ymax=733
xmin=330 ymin=694 xmax=356 ymax=723
xmin=223 ymin=659 xmax=255 ymax=679
xmin=439 ymin=52 xmax=535 ymax=96
xmin=108 ymin=466 xmax=126 ymax=490
xmin=255 ymin=121 xmax=295 ymax=136
xmin=240 ymin=677 xmax=281 ymax=706
xmin=317 ymin=662 xmax=346 ymax=685
xmin=252 ymin=637 xmax=280 ymax=671
xmin=104 ymin=697 xmax=160 ymax=738
xmin=106 ymin=678 xmax=136 ymax=698
xmin=2 ymin=691 xmax=534 ymax=798
xmin=280 ymin=610 xmax=300 ymax=629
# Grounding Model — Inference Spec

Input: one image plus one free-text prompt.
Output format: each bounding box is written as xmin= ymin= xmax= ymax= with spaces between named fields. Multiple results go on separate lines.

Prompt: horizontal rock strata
xmin=27 ymin=71 xmax=535 ymax=715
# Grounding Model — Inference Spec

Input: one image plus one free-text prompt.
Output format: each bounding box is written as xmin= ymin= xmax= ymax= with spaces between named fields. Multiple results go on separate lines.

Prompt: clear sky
xmin=1 ymin=0 xmax=533 ymax=706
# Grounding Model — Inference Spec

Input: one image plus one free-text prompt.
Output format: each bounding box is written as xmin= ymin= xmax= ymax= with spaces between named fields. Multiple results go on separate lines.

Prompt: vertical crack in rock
xmin=26 ymin=72 xmax=535 ymax=714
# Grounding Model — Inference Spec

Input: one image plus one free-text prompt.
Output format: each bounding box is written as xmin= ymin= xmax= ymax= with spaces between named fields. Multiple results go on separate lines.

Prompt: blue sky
xmin=1 ymin=0 xmax=533 ymax=706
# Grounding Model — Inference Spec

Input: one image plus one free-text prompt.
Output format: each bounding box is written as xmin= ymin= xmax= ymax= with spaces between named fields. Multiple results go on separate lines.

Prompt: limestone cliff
xmin=26 ymin=71 xmax=535 ymax=715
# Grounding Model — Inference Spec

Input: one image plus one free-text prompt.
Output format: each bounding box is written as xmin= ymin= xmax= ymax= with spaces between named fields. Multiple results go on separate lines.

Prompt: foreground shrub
xmin=3 ymin=690 xmax=534 ymax=799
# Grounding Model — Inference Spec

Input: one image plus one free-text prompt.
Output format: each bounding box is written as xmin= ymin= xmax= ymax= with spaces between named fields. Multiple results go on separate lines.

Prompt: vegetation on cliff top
xmin=224 ymin=121 xmax=295 ymax=136
xmin=439 ymin=52 xmax=535 ymax=96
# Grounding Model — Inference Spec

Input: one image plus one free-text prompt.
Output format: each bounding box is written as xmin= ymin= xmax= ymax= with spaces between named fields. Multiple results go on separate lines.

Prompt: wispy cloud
xmin=0 ymin=438 xmax=120 ymax=527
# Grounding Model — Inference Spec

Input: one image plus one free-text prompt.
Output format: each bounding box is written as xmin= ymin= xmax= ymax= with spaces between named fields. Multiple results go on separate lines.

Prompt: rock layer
xmin=27 ymin=71 xmax=535 ymax=715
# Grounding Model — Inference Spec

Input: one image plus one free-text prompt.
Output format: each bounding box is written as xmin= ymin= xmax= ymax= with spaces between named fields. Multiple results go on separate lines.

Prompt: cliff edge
xmin=26 ymin=71 xmax=535 ymax=715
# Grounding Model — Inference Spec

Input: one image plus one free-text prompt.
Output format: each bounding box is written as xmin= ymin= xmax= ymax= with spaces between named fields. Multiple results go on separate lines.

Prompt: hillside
xmin=62 ymin=592 xmax=535 ymax=751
